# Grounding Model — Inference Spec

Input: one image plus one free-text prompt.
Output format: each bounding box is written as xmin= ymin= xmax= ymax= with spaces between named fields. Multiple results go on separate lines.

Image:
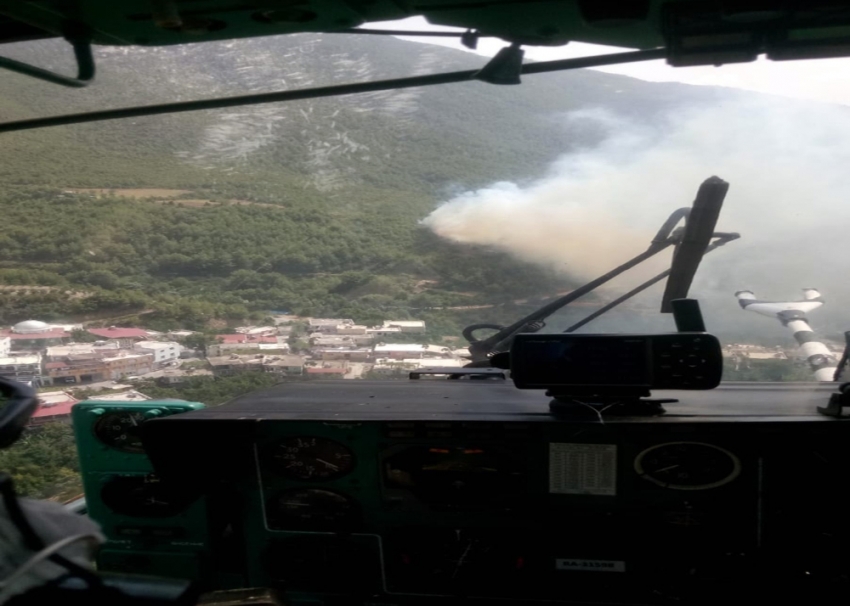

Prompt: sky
xmin=368 ymin=17 xmax=850 ymax=106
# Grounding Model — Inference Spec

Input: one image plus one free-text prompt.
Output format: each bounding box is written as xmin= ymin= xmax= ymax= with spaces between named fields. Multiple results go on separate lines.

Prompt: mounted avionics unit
xmin=510 ymin=333 xmax=723 ymax=391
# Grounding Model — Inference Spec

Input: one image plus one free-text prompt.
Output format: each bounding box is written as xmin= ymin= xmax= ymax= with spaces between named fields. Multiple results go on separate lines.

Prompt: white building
xmin=85 ymin=390 xmax=151 ymax=402
xmin=134 ymin=341 xmax=183 ymax=365
xmin=308 ymin=318 xmax=352 ymax=333
xmin=336 ymin=324 xmax=368 ymax=335
xmin=367 ymin=327 xmax=401 ymax=337
xmin=382 ymin=320 xmax=426 ymax=333
xmin=0 ymin=354 xmax=42 ymax=385
xmin=45 ymin=341 xmax=120 ymax=359
xmin=373 ymin=344 xmax=426 ymax=359
xmin=0 ymin=337 xmax=9 ymax=357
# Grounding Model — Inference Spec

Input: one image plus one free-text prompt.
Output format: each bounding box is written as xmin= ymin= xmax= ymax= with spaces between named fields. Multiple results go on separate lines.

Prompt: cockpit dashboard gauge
xmin=266 ymin=487 xmax=359 ymax=530
xmin=93 ymin=411 xmax=148 ymax=453
xmin=634 ymin=442 xmax=741 ymax=490
xmin=268 ymin=436 xmax=355 ymax=481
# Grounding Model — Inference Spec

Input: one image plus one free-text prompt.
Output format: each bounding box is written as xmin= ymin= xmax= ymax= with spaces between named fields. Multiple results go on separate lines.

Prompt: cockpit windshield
xmin=0 ymin=18 xmax=848 ymax=501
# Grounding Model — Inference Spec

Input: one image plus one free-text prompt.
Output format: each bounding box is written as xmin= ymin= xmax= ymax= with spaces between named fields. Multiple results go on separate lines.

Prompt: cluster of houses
xmin=207 ymin=317 xmax=470 ymax=378
xmin=11 ymin=317 xmax=843 ymax=425
xmin=0 ymin=321 xmax=187 ymax=387
xmin=0 ymin=316 xmax=471 ymax=424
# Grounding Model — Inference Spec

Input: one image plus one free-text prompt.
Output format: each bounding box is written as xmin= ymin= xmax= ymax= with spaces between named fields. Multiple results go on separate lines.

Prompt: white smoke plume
xmin=422 ymin=97 xmax=850 ymax=336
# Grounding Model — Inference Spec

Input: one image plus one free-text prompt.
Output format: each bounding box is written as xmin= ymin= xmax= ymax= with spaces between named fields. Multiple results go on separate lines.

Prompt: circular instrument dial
xmin=93 ymin=411 xmax=148 ymax=453
xmin=100 ymin=474 xmax=188 ymax=518
xmin=634 ymin=441 xmax=741 ymax=490
xmin=270 ymin=436 xmax=355 ymax=480
xmin=267 ymin=488 xmax=358 ymax=530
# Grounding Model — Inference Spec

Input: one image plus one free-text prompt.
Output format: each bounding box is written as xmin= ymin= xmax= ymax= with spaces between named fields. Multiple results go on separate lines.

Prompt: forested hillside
xmin=0 ymin=33 xmax=740 ymax=334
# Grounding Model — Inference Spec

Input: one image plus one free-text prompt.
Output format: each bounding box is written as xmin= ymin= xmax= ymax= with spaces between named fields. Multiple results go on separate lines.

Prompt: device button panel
xmin=651 ymin=334 xmax=722 ymax=389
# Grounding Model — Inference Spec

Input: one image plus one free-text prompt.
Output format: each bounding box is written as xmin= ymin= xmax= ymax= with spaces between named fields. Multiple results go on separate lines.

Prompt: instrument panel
xmin=127 ymin=381 xmax=850 ymax=603
xmin=237 ymin=422 xmax=775 ymax=601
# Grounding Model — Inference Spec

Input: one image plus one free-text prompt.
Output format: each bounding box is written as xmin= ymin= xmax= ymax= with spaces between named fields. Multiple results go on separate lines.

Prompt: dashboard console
xmin=79 ymin=380 xmax=848 ymax=605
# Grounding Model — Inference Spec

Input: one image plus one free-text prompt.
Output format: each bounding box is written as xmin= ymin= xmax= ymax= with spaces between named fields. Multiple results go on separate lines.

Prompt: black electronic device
xmin=510 ymin=333 xmax=723 ymax=391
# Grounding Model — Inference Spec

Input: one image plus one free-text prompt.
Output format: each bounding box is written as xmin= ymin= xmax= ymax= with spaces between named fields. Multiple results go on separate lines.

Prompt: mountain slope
xmin=0 ymin=34 xmax=748 ymax=333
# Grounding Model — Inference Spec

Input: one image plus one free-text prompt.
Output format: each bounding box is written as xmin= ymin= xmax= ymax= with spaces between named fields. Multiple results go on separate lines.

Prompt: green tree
xmin=71 ymin=328 xmax=99 ymax=343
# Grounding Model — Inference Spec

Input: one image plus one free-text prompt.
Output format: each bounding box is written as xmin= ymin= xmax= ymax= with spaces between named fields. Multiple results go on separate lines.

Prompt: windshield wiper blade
xmin=464 ymin=177 xmax=733 ymax=365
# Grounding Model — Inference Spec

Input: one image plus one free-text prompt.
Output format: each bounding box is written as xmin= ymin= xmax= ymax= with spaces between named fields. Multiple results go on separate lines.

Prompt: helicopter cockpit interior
xmin=3 ymin=2 xmax=850 ymax=606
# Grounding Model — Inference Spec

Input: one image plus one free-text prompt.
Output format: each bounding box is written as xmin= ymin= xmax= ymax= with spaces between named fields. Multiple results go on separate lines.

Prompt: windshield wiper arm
xmin=564 ymin=232 xmax=740 ymax=333
xmin=466 ymin=209 xmax=686 ymax=363
xmin=464 ymin=177 xmax=732 ymax=365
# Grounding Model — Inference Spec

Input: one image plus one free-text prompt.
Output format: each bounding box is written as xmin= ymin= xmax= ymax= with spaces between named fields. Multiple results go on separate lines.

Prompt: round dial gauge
xmin=100 ymin=474 xmax=188 ymax=518
xmin=270 ymin=436 xmax=355 ymax=480
xmin=635 ymin=442 xmax=741 ymax=490
xmin=267 ymin=488 xmax=358 ymax=530
xmin=93 ymin=411 xmax=148 ymax=453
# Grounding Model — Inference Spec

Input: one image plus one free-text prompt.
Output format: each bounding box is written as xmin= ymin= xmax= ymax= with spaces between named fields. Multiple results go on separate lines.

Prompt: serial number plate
xmin=556 ymin=558 xmax=625 ymax=572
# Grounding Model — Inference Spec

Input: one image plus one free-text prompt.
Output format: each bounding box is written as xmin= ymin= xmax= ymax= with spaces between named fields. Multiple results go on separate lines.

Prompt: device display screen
xmin=512 ymin=336 xmax=651 ymax=387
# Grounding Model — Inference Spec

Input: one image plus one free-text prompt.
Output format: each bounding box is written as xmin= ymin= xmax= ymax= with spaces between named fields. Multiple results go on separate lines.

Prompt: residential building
xmin=134 ymin=341 xmax=183 ymax=365
xmin=305 ymin=366 xmax=347 ymax=378
xmin=307 ymin=318 xmax=351 ymax=333
xmin=406 ymin=358 xmax=465 ymax=369
xmin=45 ymin=342 xmax=120 ymax=359
xmin=207 ymin=342 xmax=260 ymax=357
xmin=320 ymin=348 xmax=372 ymax=362
xmin=423 ymin=345 xmax=454 ymax=358
xmin=207 ymin=339 xmax=289 ymax=357
xmin=373 ymin=344 xmax=427 ymax=360
xmin=103 ymin=353 xmax=155 ymax=380
xmin=84 ymin=327 xmax=150 ymax=348
xmin=383 ymin=320 xmax=426 ymax=333
xmin=366 ymin=327 xmax=401 ymax=337
xmin=156 ymin=368 xmax=213 ymax=386
xmin=87 ymin=326 xmax=150 ymax=341
xmin=29 ymin=391 xmax=79 ymax=426
xmin=43 ymin=354 xmax=109 ymax=385
xmin=215 ymin=334 xmax=279 ymax=345
xmin=0 ymin=354 xmax=42 ymax=385
xmin=258 ymin=343 xmax=290 ymax=352
xmin=234 ymin=325 xmax=277 ymax=335
xmin=208 ymin=355 xmax=265 ymax=376
xmin=336 ymin=324 xmax=367 ymax=335
xmin=207 ymin=354 xmax=305 ymax=377
xmin=311 ymin=335 xmax=355 ymax=348
xmin=85 ymin=390 xmax=151 ymax=402
xmin=262 ymin=355 xmax=306 ymax=376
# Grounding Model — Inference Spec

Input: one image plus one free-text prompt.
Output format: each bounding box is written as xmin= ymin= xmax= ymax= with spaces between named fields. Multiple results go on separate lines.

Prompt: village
xmin=0 ymin=316 xmax=472 ymax=424
xmin=0 ymin=315 xmax=840 ymax=426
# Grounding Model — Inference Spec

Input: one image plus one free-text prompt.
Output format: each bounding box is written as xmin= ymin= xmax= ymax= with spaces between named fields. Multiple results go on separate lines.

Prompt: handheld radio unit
xmin=510 ymin=333 xmax=723 ymax=391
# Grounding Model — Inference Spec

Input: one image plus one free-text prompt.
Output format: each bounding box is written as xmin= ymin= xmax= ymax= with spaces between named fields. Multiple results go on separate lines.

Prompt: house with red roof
xmin=87 ymin=326 xmax=150 ymax=339
xmin=29 ymin=391 xmax=79 ymax=425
